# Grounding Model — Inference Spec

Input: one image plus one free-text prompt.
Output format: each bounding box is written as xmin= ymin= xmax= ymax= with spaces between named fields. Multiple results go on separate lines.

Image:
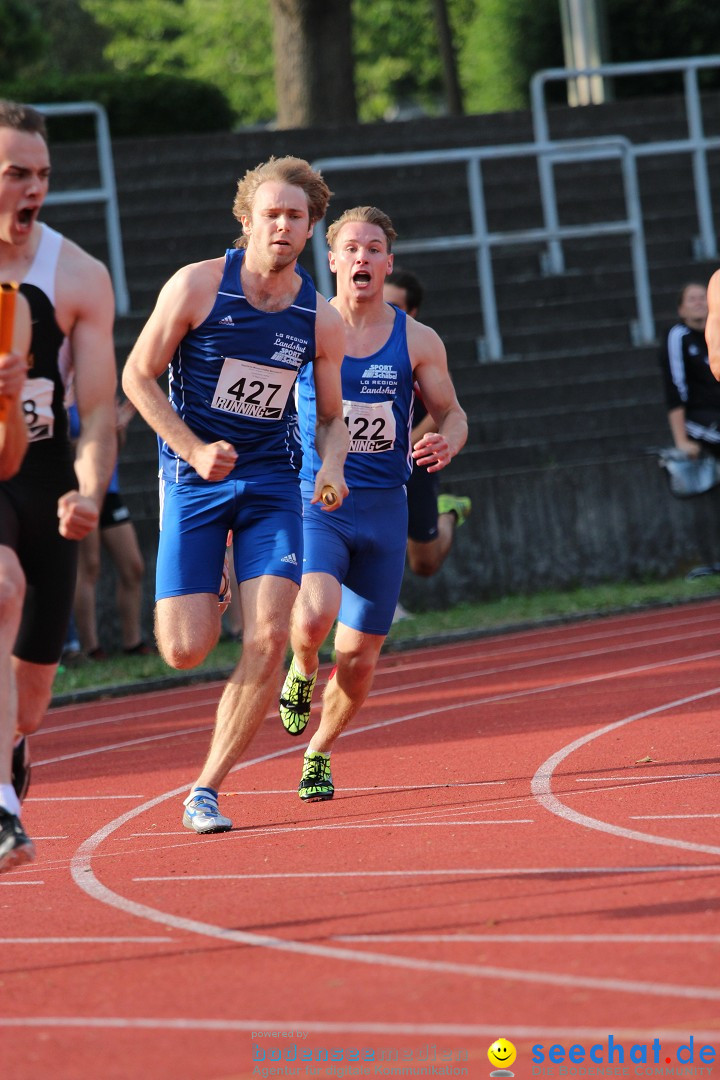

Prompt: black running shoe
xmin=12 ymin=737 xmax=30 ymax=802
xmin=0 ymin=809 xmax=35 ymax=873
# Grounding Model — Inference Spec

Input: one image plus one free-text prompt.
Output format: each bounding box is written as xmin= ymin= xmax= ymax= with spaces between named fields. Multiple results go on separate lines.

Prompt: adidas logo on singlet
xmin=219 ymin=315 xmax=234 ymax=325
xmin=281 ymin=553 xmax=298 ymax=565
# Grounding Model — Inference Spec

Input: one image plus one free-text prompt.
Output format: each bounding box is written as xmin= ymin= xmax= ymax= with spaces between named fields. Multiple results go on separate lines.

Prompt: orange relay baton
xmin=0 ymin=281 xmax=19 ymax=423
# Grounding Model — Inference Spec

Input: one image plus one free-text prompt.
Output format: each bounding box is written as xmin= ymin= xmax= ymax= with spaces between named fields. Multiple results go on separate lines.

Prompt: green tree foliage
xmin=15 ymin=0 xmax=108 ymax=77
xmin=459 ymin=0 xmax=720 ymax=115
xmin=353 ymin=0 xmax=474 ymax=121
xmin=80 ymin=0 xmax=275 ymax=124
xmin=77 ymin=0 xmax=475 ymax=126
xmin=459 ymin=0 xmax=563 ymax=113
xmin=0 ymin=0 xmax=47 ymax=79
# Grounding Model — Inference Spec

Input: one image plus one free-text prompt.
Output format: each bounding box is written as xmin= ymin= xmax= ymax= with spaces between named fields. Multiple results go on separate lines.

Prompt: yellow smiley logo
xmin=488 ymin=1039 xmax=517 ymax=1070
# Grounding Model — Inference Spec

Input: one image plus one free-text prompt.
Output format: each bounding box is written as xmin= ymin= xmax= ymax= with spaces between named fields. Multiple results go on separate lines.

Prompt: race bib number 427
xmin=212 ymin=356 xmax=296 ymax=420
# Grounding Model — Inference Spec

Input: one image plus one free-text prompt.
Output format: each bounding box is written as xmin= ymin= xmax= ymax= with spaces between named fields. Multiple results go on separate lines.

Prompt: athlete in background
xmin=384 ymin=269 xmax=471 ymax=583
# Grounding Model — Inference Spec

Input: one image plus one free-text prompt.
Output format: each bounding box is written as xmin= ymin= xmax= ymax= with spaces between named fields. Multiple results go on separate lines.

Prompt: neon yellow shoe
xmin=437 ymin=494 xmax=472 ymax=526
xmin=298 ymin=750 xmax=334 ymax=801
xmin=279 ymin=657 xmax=317 ymax=736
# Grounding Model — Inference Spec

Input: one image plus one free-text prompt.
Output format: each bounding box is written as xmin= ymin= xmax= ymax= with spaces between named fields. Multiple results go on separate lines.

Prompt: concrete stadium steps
xmin=40 ymin=91 xmax=720 ymax=632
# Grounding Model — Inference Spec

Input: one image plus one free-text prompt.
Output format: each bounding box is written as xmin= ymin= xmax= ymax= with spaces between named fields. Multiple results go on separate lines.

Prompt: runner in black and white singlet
xmin=279 ymin=206 xmax=468 ymax=803
xmin=122 ymin=156 xmax=348 ymax=836
xmin=0 ymin=100 xmax=117 ymax=872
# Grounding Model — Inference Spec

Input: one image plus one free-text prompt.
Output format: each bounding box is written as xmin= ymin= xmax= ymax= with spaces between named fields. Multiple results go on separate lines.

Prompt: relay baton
xmin=0 ymin=281 xmax=19 ymax=423
xmin=321 ymin=484 xmax=338 ymax=507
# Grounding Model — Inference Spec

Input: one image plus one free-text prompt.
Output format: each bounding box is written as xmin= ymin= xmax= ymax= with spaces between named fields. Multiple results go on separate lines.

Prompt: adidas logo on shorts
xmin=281 ymin=553 xmax=298 ymax=565
xmin=219 ymin=315 xmax=234 ymax=325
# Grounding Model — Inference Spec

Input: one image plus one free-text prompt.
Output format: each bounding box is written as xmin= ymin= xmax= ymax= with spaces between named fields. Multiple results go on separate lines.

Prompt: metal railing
xmin=531 ymin=56 xmax=720 ymax=273
xmin=36 ymin=101 xmax=130 ymax=315
xmin=312 ymin=137 xmax=654 ymax=361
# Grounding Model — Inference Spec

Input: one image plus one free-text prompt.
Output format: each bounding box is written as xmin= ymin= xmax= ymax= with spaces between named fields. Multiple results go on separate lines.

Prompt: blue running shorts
xmin=301 ymin=483 xmax=408 ymax=637
xmin=156 ymin=475 xmax=303 ymax=600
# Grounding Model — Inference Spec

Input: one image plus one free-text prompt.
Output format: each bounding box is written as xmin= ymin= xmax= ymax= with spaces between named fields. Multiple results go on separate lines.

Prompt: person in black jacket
xmin=658 ymin=282 xmax=720 ymax=458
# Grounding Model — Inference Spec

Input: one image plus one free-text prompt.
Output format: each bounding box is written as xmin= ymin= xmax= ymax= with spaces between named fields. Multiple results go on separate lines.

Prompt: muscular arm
xmin=409 ymin=320 xmax=468 ymax=472
xmin=708 ymin=270 xmax=720 ymax=381
xmin=121 ymin=260 xmax=237 ymax=481
xmin=0 ymin=290 xmax=31 ymax=480
xmin=309 ymin=296 xmax=349 ymax=508
xmin=61 ymin=248 xmax=117 ymax=539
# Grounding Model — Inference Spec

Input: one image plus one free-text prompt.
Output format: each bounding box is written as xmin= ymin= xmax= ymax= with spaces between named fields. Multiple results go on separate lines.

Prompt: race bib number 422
xmin=344 ymin=399 xmax=396 ymax=453
xmin=212 ymin=356 xmax=296 ymax=420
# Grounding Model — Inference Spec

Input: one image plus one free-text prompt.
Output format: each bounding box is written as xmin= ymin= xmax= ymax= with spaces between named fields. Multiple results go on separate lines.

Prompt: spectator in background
xmin=658 ymin=282 xmax=720 ymax=457
xmin=383 ymin=269 xmax=471 ymax=583
xmin=68 ymin=398 xmax=153 ymax=659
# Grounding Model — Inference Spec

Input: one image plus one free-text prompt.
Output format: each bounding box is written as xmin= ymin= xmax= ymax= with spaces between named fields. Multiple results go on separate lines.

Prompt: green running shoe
xmin=298 ymin=750 xmax=334 ymax=801
xmin=437 ymin=493 xmax=472 ymax=527
xmin=279 ymin=657 xmax=317 ymax=736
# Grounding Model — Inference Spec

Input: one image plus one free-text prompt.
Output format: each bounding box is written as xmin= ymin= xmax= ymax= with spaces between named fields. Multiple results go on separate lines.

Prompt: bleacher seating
xmin=41 ymin=90 xmax=720 ymax=636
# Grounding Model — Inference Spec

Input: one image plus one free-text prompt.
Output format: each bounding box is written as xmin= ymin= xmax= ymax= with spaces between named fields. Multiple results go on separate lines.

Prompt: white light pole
xmin=558 ymin=0 xmax=612 ymax=105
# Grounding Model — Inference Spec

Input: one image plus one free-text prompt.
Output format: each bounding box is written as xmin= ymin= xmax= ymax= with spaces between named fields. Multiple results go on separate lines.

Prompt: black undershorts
xmin=100 ymin=490 xmax=131 ymax=529
xmin=0 ymin=466 xmax=78 ymax=665
xmin=407 ymin=464 xmax=439 ymax=543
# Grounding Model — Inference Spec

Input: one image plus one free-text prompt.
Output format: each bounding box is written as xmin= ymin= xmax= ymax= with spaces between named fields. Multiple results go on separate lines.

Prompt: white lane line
xmin=374 ymin=608 xmax=720 ymax=677
xmin=632 ymin=814 xmax=720 ymax=820
xmin=1 ymin=1017 xmax=719 ymax=1040
xmin=532 ymin=685 xmax=720 ymax=857
xmin=69 ymin=747 xmax=720 ymax=1002
xmin=25 ymin=796 xmax=148 ymax=802
xmin=34 ymin=724 xmax=210 ymax=768
xmin=0 ymin=936 xmax=173 ymax=944
xmin=133 ymin=864 xmax=720 ymax=883
xmin=42 ymin=613 xmax=720 ymax=739
xmin=43 ymin=695 xmax=220 ymax=736
xmin=220 ymin=782 xmax=506 ymax=794
xmin=29 ymin=836 xmax=68 ymax=841
xmin=334 ymin=933 xmax=720 ymax=943
xmin=38 ymin=647 xmax=720 ymax=774
xmin=576 ymin=773 xmax=720 ymax=782
xmin=0 ymin=881 xmax=44 ymax=886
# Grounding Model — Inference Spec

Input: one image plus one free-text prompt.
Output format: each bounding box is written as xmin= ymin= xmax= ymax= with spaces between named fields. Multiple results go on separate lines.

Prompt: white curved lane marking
xmin=70 ymin=742 xmax=720 ymax=1001
xmin=532 ymin=686 xmax=720 ymax=856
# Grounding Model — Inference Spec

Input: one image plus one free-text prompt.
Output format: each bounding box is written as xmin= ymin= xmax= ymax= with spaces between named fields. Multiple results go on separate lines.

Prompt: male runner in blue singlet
xmin=0 ymin=101 xmax=118 ymax=872
xmin=279 ymin=206 xmax=468 ymax=801
xmin=122 ymin=156 xmax=348 ymax=835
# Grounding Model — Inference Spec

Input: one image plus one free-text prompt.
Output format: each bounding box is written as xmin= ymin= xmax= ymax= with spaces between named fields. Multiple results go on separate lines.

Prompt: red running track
xmin=2 ymin=600 xmax=720 ymax=1079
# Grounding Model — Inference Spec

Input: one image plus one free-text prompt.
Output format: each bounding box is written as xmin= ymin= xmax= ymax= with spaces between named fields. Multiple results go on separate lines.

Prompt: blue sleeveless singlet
xmin=297 ymin=305 xmax=414 ymax=489
xmin=159 ymin=247 xmax=316 ymax=483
